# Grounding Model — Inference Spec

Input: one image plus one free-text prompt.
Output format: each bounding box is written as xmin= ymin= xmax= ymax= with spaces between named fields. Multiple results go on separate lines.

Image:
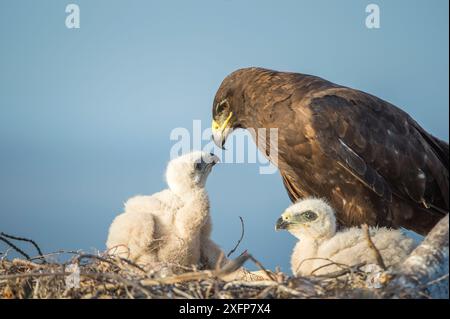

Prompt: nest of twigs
xmin=1 ymin=228 xmax=448 ymax=299
xmin=0 ymin=249 xmax=403 ymax=299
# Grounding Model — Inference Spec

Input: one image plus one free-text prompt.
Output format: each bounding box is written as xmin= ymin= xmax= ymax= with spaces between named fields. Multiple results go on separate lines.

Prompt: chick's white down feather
xmin=279 ymin=198 xmax=418 ymax=276
xmin=106 ymin=151 xmax=224 ymax=272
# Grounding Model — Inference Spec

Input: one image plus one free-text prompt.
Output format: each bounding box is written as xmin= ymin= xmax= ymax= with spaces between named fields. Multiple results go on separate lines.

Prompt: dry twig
xmin=0 ymin=232 xmax=45 ymax=262
xmin=227 ymin=216 xmax=245 ymax=258
xmin=361 ymin=224 xmax=386 ymax=270
xmin=0 ymin=236 xmax=31 ymax=260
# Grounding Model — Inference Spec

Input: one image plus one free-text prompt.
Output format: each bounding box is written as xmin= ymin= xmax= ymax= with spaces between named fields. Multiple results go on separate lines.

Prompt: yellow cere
xmin=282 ymin=211 xmax=291 ymax=220
xmin=211 ymin=112 xmax=233 ymax=133
xmin=212 ymin=120 xmax=220 ymax=131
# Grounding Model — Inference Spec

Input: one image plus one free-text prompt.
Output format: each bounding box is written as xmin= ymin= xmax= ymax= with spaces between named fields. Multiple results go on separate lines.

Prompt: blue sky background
xmin=0 ymin=0 xmax=448 ymax=272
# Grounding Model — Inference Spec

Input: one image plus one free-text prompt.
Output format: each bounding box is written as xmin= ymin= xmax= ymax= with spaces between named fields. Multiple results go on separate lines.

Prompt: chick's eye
xmin=302 ymin=210 xmax=317 ymax=220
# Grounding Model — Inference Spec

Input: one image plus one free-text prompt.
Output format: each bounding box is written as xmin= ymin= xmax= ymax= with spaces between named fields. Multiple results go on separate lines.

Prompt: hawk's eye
xmin=215 ymin=100 xmax=229 ymax=115
xmin=302 ymin=210 xmax=317 ymax=220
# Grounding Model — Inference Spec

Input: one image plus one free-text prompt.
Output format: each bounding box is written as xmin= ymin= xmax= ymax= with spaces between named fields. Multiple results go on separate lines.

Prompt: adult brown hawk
xmin=211 ymin=67 xmax=449 ymax=235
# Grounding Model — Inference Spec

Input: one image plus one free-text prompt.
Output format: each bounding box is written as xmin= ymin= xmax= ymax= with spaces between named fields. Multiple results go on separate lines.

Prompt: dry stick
xmin=81 ymin=272 xmax=152 ymax=298
xmin=140 ymin=253 xmax=251 ymax=286
xmin=195 ymin=282 xmax=204 ymax=299
xmin=29 ymin=250 xmax=145 ymax=274
xmin=276 ymin=285 xmax=305 ymax=297
xmin=0 ymin=232 xmax=45 ymax=263
xmin=315 ymin=262 xmax=366 ymax=279
xmin=205 ymin=282 xmax=214 ymax=299
xmin=115 ymin=257 xmax=147 ymax=274
xmin=0 ymin=270 xmax=152 ymax=298
xmin=172 ymin=287 xmax=195 ymax=299
xmin=29 ymin=250 xmax=78 ymax=261
xmin=0 ymin=271 xmax=68 ymax=281
xmin=12 ymin=258 xmax=44 ymax=269
xmin=0 ymin=248 xmax=13 ymax=262
xmin=75 ymin=254 xmax=123 ymax=268
xmin=0 ymin=235 xmax=31 ymax=260
xmin=254 ymin=285 xmax=275 ymax=299
xmin=215 ymin=252 xmax=225 ymax=272
xmin=296 ymin=257 xmax=350 ymax=275
xmin=310 ymin=259 xmax=366 ymax=277
xmin=223 ymin=280 xmax=277 ymax=289
xmin=361 ymin=224 xmax=386 ymax=270
xmin=423 ymin=273 xmax=449 ymax=288
xmin=216 ymin=252 xmax=251 ymax=277
xmin=418 ymin=274 xmax=449 ymax=289
xmin=246 ymin=254 xmax=277 ymax=281
xmin=106 ymin=244 xmax=131 ymax=259
xmin=310 ymin=263 xmax=344 ymax=276
xmin=227 ymin=216 xmax=245 ymax=258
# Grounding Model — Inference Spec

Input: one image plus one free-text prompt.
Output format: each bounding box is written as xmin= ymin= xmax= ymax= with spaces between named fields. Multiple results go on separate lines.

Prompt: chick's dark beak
xmin=209 ymin=153 xmax=220 ymax=166
xmin=200 ymin=153 xmax=220 ymax=169
xmin=275 ymin=217 xmax=289 ymax=231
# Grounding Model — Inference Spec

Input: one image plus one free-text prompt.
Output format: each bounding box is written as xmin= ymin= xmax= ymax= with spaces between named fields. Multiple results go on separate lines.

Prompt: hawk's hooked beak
xmin=275 ymin=217 xmax=290 ymax=231
xmin=212 ymin=112 xmax=234 ymax=150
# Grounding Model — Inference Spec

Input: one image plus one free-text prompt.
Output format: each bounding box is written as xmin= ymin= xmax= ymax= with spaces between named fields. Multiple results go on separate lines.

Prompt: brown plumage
xmin=211 ymin=67 xmax=449 ymax=235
